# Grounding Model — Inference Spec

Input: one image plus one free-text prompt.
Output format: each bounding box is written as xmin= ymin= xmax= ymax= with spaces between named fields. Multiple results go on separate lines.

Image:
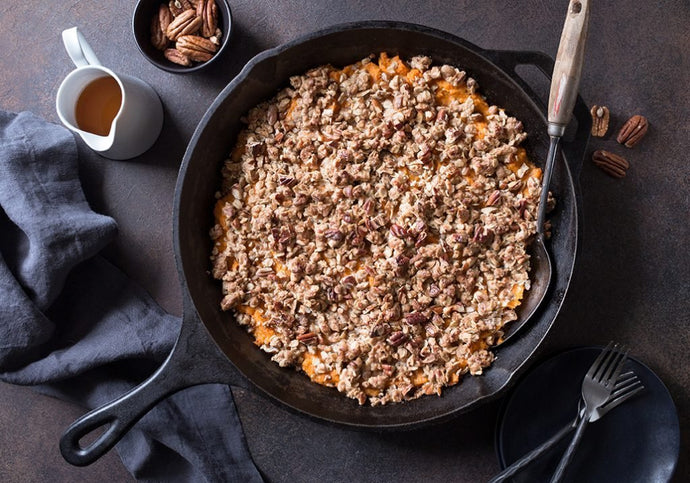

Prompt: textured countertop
xmin=0 ymin=1 xmax=687 ymax=481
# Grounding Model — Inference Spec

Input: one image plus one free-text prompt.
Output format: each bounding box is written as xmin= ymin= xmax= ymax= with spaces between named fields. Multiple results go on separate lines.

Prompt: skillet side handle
xmin=481 ymin=48 xmax=591 ymax=179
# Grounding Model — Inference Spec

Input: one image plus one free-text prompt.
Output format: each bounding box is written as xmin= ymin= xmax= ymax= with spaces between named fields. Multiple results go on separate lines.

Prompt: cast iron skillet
xmin=60 ymin=21 xmax=590 ymax=466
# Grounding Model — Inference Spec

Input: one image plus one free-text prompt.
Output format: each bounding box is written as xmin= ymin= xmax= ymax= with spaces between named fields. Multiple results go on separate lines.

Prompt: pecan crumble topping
xmin=210 ymin=53 xmax=544 ymax=405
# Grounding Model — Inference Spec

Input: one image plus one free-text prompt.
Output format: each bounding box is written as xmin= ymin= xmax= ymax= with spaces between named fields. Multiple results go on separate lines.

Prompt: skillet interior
xmin=176 ymin=22 xmax=579 ymax=428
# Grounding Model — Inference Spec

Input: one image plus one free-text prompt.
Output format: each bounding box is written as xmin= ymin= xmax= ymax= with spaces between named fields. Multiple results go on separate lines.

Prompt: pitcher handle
xmin=62 ymin=27 xmax=102 ymax=68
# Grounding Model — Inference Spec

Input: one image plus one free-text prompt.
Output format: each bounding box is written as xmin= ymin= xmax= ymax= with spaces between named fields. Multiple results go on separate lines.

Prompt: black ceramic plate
xmin=496 ymin=347 xmax=680 ymax=482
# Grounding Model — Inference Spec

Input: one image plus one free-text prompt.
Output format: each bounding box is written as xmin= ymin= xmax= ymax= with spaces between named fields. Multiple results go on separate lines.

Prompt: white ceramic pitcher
xmin=56 ymin=27 xmax=163 ymax=160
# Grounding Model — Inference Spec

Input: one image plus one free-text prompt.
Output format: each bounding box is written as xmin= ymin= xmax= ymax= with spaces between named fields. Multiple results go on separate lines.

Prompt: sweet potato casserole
xmin=210 ymin=53 xmax=544 ymax=405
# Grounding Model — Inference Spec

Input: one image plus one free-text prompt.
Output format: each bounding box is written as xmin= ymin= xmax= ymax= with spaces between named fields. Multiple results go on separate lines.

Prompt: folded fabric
xmin=0 ymin=110 xmax=262 ymax=482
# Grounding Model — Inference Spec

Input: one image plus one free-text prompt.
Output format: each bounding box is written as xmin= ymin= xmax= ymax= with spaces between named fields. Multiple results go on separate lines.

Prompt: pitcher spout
xmin=78 ymin=128 xmax=116 ymax=153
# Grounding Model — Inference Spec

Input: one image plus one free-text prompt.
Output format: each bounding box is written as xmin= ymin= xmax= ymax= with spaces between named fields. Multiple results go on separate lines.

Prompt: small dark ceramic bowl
xmin=132 ymin=0 xmax=232 ymax=73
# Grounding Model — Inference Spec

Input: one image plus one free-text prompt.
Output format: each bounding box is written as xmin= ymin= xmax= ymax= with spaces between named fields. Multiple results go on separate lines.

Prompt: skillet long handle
xmin=59 ymin=340 xmax=197 ymax=466
xmin=548 ymin=0 xmax=590 ymax=137
xmin=60 ymin=299 xmax=247 ymax=466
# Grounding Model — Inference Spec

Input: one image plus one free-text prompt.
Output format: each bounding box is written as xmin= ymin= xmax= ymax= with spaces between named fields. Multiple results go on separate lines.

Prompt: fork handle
xmin=550 ymin=415 xmax=589 ymax=482
xmin=489 ymin=418 xmax=577 ymax=483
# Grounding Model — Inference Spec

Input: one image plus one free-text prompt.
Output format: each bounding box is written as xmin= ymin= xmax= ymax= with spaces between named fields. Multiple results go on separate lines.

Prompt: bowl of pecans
xmin=133 ymin=0 xmax=231 ymax=73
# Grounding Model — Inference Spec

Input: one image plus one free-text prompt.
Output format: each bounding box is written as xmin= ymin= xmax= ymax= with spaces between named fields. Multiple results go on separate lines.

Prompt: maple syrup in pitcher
xmin=74 ymin=76 xmax=122 ymax=136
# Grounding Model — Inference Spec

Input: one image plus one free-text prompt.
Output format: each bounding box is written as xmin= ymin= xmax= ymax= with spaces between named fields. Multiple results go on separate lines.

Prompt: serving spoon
xmin=498 ymin=0 xmax=590 ymax=345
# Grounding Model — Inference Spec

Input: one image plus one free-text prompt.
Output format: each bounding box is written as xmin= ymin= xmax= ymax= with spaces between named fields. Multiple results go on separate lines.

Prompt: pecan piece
xmin=366 ymin=215 xmax=385 ymax=231
xmin=405 ymin=311 xmax=429 ymax=325
xmin=408 ymin=220 xmax=426 ymax=236
xmin=293 ymin=193 xmax=309 ymax=206
xmin=341 ymin=275 xmax=357 ymax=288
xmin=163 ymin=48 xmax=192 ymax=66
xmin=387 ymin=331 xmax=408 ymax=347
xmin=196 ymin=0 xmax=218 ymax=38
xmin=617 ymin=115 xmax=648 ymax=147
xmin=370 ymin=322 xmax=390 ymax=338
xmin=166 ymin=9 xmax=202 ymax=41
xmin=472 ymin=226 xmax=494 ymax=244
xmin=324 ymin=228 xmax=345 ymax=242
xmin=395 ymin=255 xmax=410 ymax=277
xmin=278 ymin=176 xmax=298 ymax=187
xmin=592 ymin=150 xmax=629 ymax=178
xmin=176 ymin=34 xmax=217 ymax=62
xmin=297 ymin=332 xmax=317 ymax=345
xmin=517 ymin=199 xmax=529 ymax=219
xmin=590 ymin=105 xmax=609 ymax=137
xmin=507 ymin=180 xmax=523 ymax=192
xmin=428 ymin=284 xmax=441 ymax=297
xmin=390 ymin=223 xmax=408 ymax=239
xmin=417 ymin=143 xmax=433 ymax=164
xmin=452 ymin=233 xmax=467 ymax=244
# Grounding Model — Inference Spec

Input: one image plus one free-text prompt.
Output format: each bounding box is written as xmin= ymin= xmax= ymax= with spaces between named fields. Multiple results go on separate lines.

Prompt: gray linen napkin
xmin=0 ymin=110 xmax=262 ymax=483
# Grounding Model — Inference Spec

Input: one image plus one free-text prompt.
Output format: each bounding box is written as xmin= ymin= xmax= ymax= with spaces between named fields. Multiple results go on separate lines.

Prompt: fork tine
xmin=610 ymin=376 xmax=642 ymax=397
xmin=586 ymin=341 xmax=615 ymax=379
xmin=591 ymin=342 xmax=619 ymax=381
xmin=602 ymin=382 xmax=644 ymax=409
xmin=615 ymin=371 xmax=636 ymax=386
xmin=601 ymin=346 xmax=629 ymax=387
xmin=595 ymin=343 xmax=623 ymax=383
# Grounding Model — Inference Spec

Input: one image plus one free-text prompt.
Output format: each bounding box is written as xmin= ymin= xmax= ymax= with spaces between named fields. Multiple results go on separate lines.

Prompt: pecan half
xmin=176 ymin=34 xmax=217 ymax=62
xmin=196 ymin=0 xmax=218 ymax=38
xmin=617 ymin=115 xmax=648 ymax=148
xmin=150 ymin=9 xmax=169 ymax=50
xmin=159 ymin=4 xmax=173 ymax=33
xmin=163 ymin=48 xmax=191 ymax=66
xmin=590 ymin=105 xmax=609 ymax=137
xmin=166 ymin=9 xmax=201 ymax=41
xmin=592 ymin=150 xmax=629 ymax=178
xmin=486 ymin=189 xmax=501 ymax=206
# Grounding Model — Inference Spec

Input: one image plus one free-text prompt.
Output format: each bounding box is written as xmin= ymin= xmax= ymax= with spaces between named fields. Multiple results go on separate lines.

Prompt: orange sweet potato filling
xmin=214 ymin=53 xmax=540 ymax=390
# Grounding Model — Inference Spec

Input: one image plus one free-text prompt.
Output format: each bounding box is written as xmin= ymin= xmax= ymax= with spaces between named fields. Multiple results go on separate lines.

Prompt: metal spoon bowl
xmin=498 ymin=138 xmax=558 ymax=345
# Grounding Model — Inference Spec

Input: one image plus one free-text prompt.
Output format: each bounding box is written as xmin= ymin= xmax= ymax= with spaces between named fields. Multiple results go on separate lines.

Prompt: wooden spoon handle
xmin=548 ymin=0 xmax=591 ymax=136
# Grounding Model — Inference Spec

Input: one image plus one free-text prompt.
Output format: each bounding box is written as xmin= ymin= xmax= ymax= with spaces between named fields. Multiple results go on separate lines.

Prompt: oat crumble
xmin=210 ymin=53 xmax=544 ymax=405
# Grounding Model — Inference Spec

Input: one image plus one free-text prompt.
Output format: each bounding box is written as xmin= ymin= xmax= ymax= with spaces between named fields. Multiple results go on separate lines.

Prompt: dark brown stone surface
xmin=0 ymin=1 xmax=687 ymax=481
